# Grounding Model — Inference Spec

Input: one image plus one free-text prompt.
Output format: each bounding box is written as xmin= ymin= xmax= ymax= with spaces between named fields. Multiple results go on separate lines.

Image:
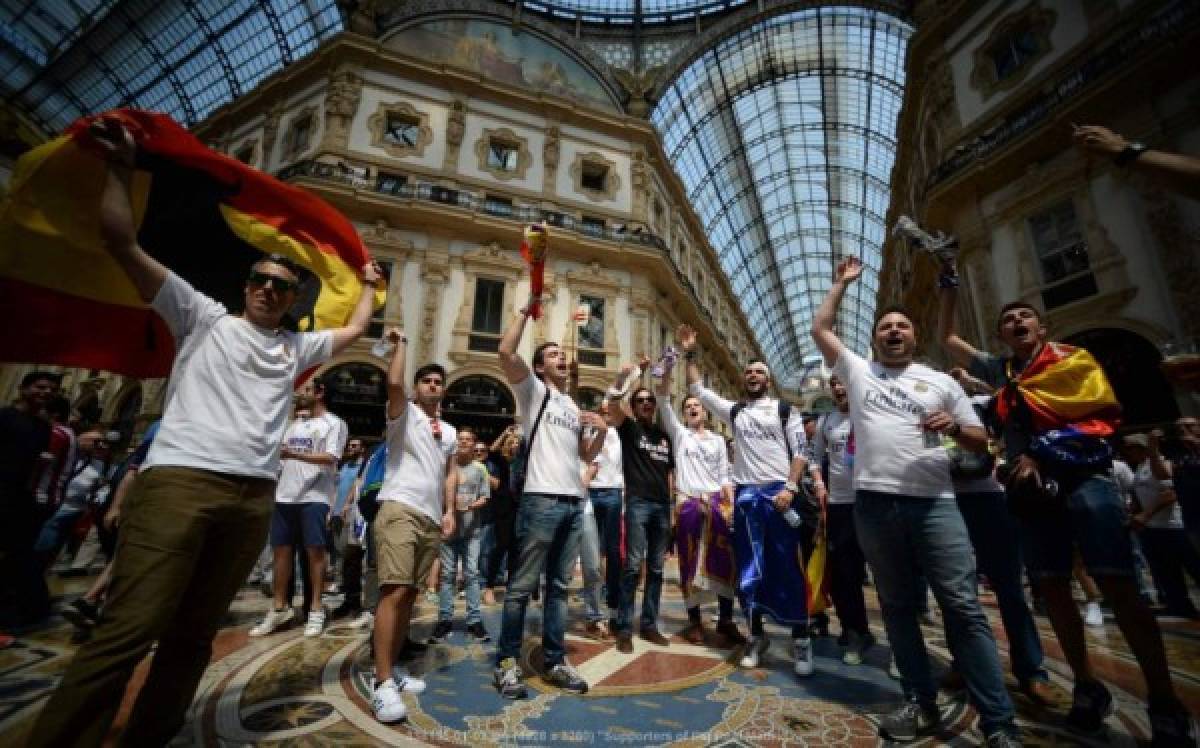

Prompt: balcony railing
xmin=276 ymin=160 xmax=668 ymax=251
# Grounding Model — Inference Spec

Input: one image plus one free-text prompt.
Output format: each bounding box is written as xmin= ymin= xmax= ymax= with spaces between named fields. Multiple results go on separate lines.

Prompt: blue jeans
xmin=580 ymin=511 xmax=605 ymax=623
xmin=617 ymin=497 xmax=671 ymax=633
xmin=34 ymin=503 xmax=86 ymax=563
xmin=588 ymin=487 xmax=622 ymax=612
xmin=1022 ymin=472 xmax=1135 ymax=579
xmin=439 ymin=528 xmax=483 ymax=625
xmin=856 ymin=490 xmax=1016 ymax=737
xmin=496 ymin=493 xmax=584 ymax=667
xmin=957 ymin=491 xmax=1048 ymax=686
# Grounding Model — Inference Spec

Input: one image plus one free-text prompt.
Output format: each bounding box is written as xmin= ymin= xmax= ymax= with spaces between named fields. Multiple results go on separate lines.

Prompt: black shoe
xmin=62 ymin=598 xmax=100 ymax=629
xmin=879 ymin=700 xmax=941 ymax=742
xmin=1149 ymin=701 xmax=1196 ymax=747
xmin=428 ymin=620 xmax=452 ymax=643
xmin=544 ymin=662 xmax=588 ymax=694
xmin=467 ymin=622 xmax=492 ymax=642
xmin=397 ymin=637 xmax=427 ymax=661
xmin=330 ymin=601 xmax=361 ymax=620
xmin=1065 ymin=680 xmax=1113 ymax=734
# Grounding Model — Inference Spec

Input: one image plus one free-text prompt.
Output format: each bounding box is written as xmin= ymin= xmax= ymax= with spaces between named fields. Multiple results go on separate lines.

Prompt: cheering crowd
xmin=1 ymin=119 xmax=1198 ymax=747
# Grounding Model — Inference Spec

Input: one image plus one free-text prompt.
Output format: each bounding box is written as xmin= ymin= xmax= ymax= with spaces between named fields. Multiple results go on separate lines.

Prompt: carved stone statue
xmin=446 ymin=99 xmax=466 ymax=147
xmin=543 ymin=126 xmax=560 ymax=169
xmin=323 ymin=64 xmax=362 ymax=148
xmin=613 ymin=68 xmax=657 ymax=118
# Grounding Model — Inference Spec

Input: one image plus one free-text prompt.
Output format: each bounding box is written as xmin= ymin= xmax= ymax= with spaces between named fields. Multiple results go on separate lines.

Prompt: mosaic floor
xmin=2 ymin=560 xmax=1198 ymax=747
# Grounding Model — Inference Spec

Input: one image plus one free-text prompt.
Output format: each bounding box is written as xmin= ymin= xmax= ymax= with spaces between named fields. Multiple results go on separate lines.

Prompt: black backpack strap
xmin=778 ymin=400 xmax=793 ymax=463
xmin=730 ymin=402 xmax=745 ymax=427
xmin=522 ymin=388 xmax=552 ymax=471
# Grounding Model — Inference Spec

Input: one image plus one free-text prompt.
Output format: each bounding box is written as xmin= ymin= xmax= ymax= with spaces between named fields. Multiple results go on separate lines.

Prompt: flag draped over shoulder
xmin=995 ymin=341 xmax=1121 ymax=438
xmin=0 ymin=108 xmax=383 ymax=378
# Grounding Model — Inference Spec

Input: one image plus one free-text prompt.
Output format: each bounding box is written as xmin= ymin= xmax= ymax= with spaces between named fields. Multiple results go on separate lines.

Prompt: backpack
xmin=510 ymin=389 xmax=551 ymax=498
xmin=730 ymin=399 xmax=794 ymax=461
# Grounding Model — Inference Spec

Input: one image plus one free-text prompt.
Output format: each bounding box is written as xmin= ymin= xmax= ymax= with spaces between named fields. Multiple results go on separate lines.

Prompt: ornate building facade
xmin=2 ymin=5 xmax=776 ymax=444
xmin=881 ymin=0 xmax=1200 ymax=427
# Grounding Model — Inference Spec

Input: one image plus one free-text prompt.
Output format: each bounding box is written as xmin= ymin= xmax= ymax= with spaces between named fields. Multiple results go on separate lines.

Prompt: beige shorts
xmin=373 ymin=501 xmax=442 ymax=587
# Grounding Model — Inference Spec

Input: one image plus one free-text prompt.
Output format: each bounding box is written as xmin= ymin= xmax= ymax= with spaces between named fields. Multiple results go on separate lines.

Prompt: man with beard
xmin=809 ymin=375 xmax=874 ymax=666
xmin=812 ymin=258 xmax=1018 ymax=746
xmin=938 ymin=265 xmax=1194 ymax=744
xmin=29 ymin=117 xmax=380 ymax=747
xmin=676 ymin=325 xmax=814 ymax=677
xmin=493 ymin=293 xmax=608 ymax=699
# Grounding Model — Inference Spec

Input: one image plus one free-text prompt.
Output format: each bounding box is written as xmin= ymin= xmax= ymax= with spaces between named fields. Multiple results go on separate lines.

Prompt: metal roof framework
xmin=651 ymin=6 xmax=911 ymax=385
xmin=0 ymin=0 xmax=343 ymax=133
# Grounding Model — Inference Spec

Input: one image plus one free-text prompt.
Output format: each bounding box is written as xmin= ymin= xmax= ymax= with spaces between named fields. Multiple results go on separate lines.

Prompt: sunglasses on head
xmin=247 ymin=271 xmax=298 ymax=294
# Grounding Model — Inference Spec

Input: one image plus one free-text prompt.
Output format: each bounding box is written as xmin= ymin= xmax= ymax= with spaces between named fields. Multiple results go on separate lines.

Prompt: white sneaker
xmin=249 ymin=607 xmax=293 ymax=637
xmin=792 ymin=637 xmax=814 ymax=677
xmin=350 ymin=610 xmax=374 ymax=629
xmin=739 ymin=635 xmax=768 ymax=668
xmin=1084 ymin=602 xmax=1104 ymax=627
xmin=391 ymin=667 xmax=427 ymax=694
xmin=371 ymin=678 xmax=407 ymax=723
xmin=303 ymin=610 xmax=326 ymax=638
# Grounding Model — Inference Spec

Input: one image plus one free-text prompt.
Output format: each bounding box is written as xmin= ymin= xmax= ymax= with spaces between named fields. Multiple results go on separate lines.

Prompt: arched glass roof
xmin=652 ymin=6 xmax=911 ymax=385
xmin=520 ymin=1 xmax=749 ymax=24
xmin=1 ymin=0 xmax=343 ymax=133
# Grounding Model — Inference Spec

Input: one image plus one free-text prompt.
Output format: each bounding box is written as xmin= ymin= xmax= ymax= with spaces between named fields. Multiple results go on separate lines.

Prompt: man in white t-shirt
xmin=370 ymin=328 xmax=453 ymax=723
xmin=493 ymin=292 xmax=608 ymax=699
xmin=29 ymin=117 xmax=380 ymax=748
xmin=811 ymin=257 xmax=1017 ymax=745
xmin=810 ymin=375 xmax=874 ymax=666
xmin=1125 ymin=434 xmax=1200 ymax=618
xmin=580 ymin=401 xmax=623 ymax=640
xmin=250 ymin=392 xmax=347 ymax=639
xmin=677 ymin=324 xmax=814 ymax=677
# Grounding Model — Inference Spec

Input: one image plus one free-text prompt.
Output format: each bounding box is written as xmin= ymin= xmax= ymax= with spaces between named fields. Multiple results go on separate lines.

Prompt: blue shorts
xmin=1020 ymin=472 xmax=1135 ymax=580
xmin=270 ymin=502 xmax=329 ymax=549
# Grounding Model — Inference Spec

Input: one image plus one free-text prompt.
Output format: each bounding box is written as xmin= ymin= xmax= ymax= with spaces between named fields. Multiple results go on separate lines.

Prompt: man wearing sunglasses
xmin=606 ymin=364 xmax=676 ymax=654
xmin=28 ymin=117 xmax=382 ymax=748
xmin=492 ymin=293 xmax=608 ymax=699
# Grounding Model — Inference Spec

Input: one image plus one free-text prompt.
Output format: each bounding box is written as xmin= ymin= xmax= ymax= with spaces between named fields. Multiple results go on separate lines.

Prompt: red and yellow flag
xmin=519 ymin=222 xmax=549 ymax=319
xmin=0 ymin=109 xmax=383 ymax=377
xmin=995 ymin=342 xmax=1121 ymax=437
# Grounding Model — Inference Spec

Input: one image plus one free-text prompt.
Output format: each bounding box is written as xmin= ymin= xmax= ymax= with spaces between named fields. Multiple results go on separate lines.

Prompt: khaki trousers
xmin=26 ymin=466 xmax=273 ymax=748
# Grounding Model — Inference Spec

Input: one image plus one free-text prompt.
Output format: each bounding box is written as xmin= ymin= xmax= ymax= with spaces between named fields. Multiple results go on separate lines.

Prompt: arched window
xmin=443 ymin=375 xmax=517 ymax=445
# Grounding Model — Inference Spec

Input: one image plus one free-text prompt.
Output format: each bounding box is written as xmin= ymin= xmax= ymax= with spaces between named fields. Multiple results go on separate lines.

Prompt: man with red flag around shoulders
xmin=27 ymin=117 xmax=382 ymax=747
xmin=938 ymin=264 xmax=1194 ymax=746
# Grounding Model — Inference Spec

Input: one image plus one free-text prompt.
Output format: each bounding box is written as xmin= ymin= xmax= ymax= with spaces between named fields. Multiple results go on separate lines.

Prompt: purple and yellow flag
xmin=0 ymin=109 xmax=383 ymax=377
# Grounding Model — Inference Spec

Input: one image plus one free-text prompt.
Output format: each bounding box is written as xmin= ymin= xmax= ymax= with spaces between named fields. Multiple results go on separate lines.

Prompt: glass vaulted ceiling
xmin=652 ymin=6 xmax=911 ymax=386
xmin=0 ymin=0 xmax=343 ymax=133
xmin=521 ymin=1 xmax=749 ymax=24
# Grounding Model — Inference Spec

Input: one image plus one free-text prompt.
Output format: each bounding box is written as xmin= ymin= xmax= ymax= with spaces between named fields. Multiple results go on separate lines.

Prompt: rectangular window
xmin=578 ymin=295 xmax=605 ymax=351
xmin=581 ymin=161 xmax=609 ymax=191
xmin=376 ymin=172 xmax=407 ymax=196
xmin=367 ymin=260 xmax=394 ymax=338
xmin=284 ymin=114 xmax=313 ymax=161
xmin=487 ymin=140 xmax=519 ymax=172
xmin=469 ymin=278 xmax=505 ymax=352
xmin=1028 ymin=201 xmax=1095 ymax=309
xmin=483 ymin=194 xmax=513 ymax=218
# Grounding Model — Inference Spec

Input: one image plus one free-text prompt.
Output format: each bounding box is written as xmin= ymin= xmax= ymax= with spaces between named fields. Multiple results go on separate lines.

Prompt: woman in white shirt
xmin=656 ymin=373 xmax=744 ymax=647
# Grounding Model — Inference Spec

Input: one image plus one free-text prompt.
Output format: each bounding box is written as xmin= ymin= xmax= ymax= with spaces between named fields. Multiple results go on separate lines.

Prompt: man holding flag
xmin=939 ymin=268 xmax=1194 ymax=744
xmin=27 ymin=116 xmax=382 ymax=747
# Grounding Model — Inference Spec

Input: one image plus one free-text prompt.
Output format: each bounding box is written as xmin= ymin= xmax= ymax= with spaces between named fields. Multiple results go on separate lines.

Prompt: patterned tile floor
xmin=2 ymin=561 xmax=1198 ymax=746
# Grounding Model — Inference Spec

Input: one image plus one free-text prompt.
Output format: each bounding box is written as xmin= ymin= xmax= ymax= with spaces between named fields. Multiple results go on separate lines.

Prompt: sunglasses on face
xmin=247 ymin=271 xmax=298 ymax=294
xmin=633 ymin=396 xmax=656 ymax=404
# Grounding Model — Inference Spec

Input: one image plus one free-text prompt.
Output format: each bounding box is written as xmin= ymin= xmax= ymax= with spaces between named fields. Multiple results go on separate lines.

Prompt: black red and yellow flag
xmin=0 ymin=108 xmax=382 ymax=378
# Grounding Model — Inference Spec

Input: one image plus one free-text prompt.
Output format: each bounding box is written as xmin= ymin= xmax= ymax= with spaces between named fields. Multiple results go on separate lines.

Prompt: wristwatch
xmin=1115 ymin=141 xmax=1147 ymax=167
